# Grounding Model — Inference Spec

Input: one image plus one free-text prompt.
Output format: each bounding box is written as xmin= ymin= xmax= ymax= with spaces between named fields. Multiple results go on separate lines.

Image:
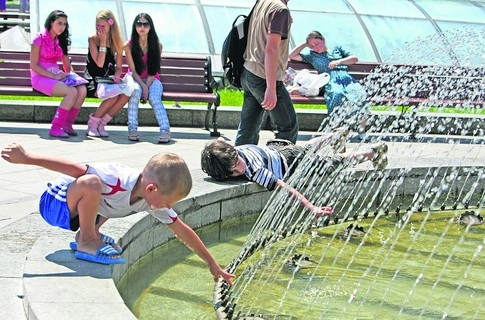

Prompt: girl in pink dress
xmin=30 ymin=10 xmax=87 ymax=138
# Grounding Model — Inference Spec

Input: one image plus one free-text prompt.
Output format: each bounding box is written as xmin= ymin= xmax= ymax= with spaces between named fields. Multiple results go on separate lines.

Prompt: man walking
xmin=235 ymin=0 xmax=298 ymax=146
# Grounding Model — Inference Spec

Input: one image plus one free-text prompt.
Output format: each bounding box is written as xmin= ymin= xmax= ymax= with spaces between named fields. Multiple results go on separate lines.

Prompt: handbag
xmin=95 ymin=76 xmax=116 ymax=84
xmin=61 ymin=73 xmax=88 ymax=87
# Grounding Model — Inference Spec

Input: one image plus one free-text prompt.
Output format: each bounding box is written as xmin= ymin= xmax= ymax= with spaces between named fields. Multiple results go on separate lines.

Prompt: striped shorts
xmin=39 ymin=182 xmax=75 ymax=231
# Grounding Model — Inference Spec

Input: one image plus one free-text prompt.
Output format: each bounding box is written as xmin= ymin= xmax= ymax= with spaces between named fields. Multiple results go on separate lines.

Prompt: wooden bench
xmin=0 ymin=50 xmax=221 ymax=136
xmin=286 ymin=60 xmax=484 ymax=136
xmin=0 ymin=12 xmax=30 ymax=32
xmin=287 ymin=60 xmax=485 ymax=109
xmin=287 ymin=60 xmax=378 ymax=105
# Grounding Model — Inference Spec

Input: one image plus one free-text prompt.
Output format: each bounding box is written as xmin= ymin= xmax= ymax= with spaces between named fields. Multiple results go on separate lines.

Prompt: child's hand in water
xmin=313 ymin=206 xmax=334 ymax=219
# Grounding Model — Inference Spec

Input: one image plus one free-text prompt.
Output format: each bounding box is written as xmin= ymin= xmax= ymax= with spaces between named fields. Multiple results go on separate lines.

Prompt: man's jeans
xmin=235 ymin=68 xmax=299 ymax=146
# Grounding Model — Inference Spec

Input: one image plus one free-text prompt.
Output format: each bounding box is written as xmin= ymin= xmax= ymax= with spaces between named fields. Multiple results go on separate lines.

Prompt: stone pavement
xmin=0 ymin=120 xmax=484 ymax=319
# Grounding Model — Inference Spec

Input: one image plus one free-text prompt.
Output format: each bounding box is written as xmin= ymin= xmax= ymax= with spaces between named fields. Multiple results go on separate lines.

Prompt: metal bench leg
xmin=205 ymin=102 xmax=220 ymax=137
xmin=407 ymin=109 xmax=419 ymax=140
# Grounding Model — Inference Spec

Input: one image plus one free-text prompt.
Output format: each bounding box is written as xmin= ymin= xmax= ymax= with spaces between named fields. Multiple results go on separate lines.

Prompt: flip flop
xmin=70 ymin=241 xmax=124 ymax=253
xmin=69 ymin=234 xmax=122 ymax=253
xmin=74 ymin=244 xmax=125 ymax=265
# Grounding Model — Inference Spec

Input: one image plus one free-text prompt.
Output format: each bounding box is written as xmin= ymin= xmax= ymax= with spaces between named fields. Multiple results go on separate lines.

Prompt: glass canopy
xmin=30 ymin=0 xmax=485 ymax=71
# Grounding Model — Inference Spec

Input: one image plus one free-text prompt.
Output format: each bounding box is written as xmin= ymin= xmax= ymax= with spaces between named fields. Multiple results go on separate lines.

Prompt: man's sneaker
xmin=331 ymin=126 xmax=349 ymax=153
xmin=267 ymin=138 xmax=294 ymax=147
xmin=371 ymin=142 xmax=388 ymax=170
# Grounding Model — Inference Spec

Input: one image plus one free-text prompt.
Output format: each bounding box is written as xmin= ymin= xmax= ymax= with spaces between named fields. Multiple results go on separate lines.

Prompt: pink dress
xmin=30 ymin=29 xmax=65 ymax=96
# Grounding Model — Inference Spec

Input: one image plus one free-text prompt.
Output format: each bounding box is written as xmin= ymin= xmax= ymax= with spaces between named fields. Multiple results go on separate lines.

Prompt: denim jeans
xmin=127 ymin=79 xmax=170 ymax=133
xmin=19 ymin=0 xmax=29 ymax=12
xmin=235 ymin=68 xmax=299 ymax=146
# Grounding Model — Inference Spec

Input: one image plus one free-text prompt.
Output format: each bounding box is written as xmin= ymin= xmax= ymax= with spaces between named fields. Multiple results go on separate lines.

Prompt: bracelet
xmin=99 ymin=47 xmax=107 ymax=52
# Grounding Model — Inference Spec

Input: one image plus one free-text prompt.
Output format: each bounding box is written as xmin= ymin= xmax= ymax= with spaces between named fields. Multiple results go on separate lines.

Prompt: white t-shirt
xmin=46 ymin=162 xmax=178 ymax=224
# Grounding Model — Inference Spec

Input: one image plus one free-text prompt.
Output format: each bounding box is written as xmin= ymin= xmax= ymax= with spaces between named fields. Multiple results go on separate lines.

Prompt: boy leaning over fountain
xmin=1 ymin=142 xmax=235 ymax=285
xmin=201 ymin=128 xmax=388 ymax=219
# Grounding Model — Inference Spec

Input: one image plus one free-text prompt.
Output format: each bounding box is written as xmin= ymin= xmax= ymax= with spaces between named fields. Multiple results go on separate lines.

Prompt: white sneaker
xmin=158 ymin=132 xmax=171 ymax=144
xmin=128 ymin=131 xmax=140 ymax=142
xmin=371 ymin=142 xmax=388 ymax=170
xmin=331 ymin=126 xmax=349 ymax=153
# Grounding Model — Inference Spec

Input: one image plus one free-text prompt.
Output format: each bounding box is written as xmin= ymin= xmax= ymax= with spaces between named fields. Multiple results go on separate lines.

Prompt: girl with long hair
xmin=85 ymin=9 xmax=131 ymax=137
xmin=30 ymin=10 xmax=87 ymax=138
xmin=124 ymin=13 xmax=171 ymax=143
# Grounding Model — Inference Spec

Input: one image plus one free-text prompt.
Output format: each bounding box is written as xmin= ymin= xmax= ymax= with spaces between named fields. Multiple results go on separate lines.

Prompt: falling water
xmin=214 ymin=28 xmax=485 ymax=319
xmin=385 ymin=27 xmax=485 ymax=67
xmin=215 ymin=156 xmax=485 ymax=319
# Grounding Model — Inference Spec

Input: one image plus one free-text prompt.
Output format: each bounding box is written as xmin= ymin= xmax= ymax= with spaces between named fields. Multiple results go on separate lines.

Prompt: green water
xmin=131 ymin=211 xmax=484 ymax=319
xmin=234 ymin=211 xmax=485 ymax=319
xmin=131 ymin=214 xmax=259 ymax=320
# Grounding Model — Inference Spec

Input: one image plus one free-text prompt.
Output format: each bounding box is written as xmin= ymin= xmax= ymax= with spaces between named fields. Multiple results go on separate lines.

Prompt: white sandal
xmin=128 ymin=131 xmax=140 ymax=141
xmin=158 ymin=132 xmax=171 ymax=144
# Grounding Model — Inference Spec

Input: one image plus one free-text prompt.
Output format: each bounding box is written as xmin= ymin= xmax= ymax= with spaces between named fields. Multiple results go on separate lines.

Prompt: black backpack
xmin=221 ymin=3 xmax=258 ymax=89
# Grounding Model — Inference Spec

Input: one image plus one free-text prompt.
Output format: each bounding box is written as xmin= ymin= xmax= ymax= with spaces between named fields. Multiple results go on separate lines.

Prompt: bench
xmin=287 ymin=60 xmax=378 ymax=105
xmin=286 ymin=60 xmax=485 ymax=136
xmin=287 ymin=60 xmax=485 ymax=109
xmin=0 ymin=50 xmax=221 ymax=136
xmin=0 ymin=12 xmax=30 ymax=32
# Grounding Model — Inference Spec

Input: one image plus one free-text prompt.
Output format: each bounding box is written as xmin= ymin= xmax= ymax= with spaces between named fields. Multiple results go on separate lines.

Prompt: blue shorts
xmin=39 ymin=182 xmax=73 ymax=231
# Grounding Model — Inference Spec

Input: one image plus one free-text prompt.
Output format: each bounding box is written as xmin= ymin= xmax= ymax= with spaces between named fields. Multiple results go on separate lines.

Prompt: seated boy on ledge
xmin=1 ymin=142 xmax=235 ymax=285
xmin=201 ymin=128 xmax=388 ymax=219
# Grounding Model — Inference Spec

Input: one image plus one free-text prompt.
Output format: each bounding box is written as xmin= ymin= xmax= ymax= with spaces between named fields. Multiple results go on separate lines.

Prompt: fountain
xmin=117 ymin=27 xmax=485 ymax=319
xmin=214 ymin=161 xmax=485 ymax=319
xmin=212 ymin=27 xmax=485 ymax=319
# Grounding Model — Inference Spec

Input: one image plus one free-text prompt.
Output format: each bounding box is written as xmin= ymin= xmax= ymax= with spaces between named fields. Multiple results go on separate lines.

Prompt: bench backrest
xmin=0 ymin=12 xmax=30 ymax=32
xmin=287 ymin=60 xmax=379 ymax=81
xmin=362 ymin=64 xmax=485 ymax=102
xmin=287 ymin=59 xmax=485 ymax=104
xmin=0 ymin=50 xmax=214 ymax=94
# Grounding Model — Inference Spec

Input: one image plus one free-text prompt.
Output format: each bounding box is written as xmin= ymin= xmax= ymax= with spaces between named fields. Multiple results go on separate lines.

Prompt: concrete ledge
xmin=1 ymin=100 xmax=483 ymax=135
xmin=17 ymin=169 xmax=270 ymax=320
xmin=12 ymin=162 xmax=483 ymax=319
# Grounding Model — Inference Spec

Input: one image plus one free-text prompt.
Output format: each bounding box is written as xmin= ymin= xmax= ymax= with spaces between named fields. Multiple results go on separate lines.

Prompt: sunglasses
xmin=135 ymin=21 xmax=150 ymax=28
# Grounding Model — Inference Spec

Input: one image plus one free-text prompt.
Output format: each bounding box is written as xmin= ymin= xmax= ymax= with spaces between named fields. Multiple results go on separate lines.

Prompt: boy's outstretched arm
xmin=1 ymin=142 xmax=87 ymax=178
xmin=275 ymin=179 xmax=334 ymax=218
xmin=168 ymin=218 xmax=236 ymax=286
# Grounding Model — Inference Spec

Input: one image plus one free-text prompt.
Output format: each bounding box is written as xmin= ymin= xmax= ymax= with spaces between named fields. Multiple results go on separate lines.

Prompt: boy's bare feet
xmin=74 ymin=232 xmax=122 ymax=253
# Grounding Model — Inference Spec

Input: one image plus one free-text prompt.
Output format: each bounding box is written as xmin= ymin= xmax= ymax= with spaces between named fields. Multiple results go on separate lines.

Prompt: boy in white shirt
xmin=1 ymin=142 xmax=235 ymax=286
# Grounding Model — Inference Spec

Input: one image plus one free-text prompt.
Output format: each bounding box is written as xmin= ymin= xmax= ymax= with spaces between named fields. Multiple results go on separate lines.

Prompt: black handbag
xmin=95 ymin=76 xmax=116 ymax=84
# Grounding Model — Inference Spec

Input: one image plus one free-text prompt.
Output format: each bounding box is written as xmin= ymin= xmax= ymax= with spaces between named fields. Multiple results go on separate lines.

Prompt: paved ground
xmin=2 ymin=121 xmax=482 ymax=228
xmin=0 ymin=120 xmax=484 ymax=319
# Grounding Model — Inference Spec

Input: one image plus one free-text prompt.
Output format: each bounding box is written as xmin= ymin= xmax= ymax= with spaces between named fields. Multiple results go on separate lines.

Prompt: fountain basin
xmin=17 ymin=139 xmax=485 ymax=319
xmin=111 ymin=164 xmax=483 ymax=318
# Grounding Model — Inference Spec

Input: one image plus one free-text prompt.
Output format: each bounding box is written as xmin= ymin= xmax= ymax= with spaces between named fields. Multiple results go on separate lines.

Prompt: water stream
xmin=227 ymin=210 xmax=484 ymax=319
xmin=126 ymin=26 xmax=485 ymax=319
xmin=126 ymin=207 xmax=483 ymax=319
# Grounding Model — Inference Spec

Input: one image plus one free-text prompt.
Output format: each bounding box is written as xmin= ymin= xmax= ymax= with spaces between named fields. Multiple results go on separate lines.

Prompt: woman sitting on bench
xmin=289 ymin=30 xmax=369 ymax=141
xmin=30 ymin=10 xmax=87 ymax=138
